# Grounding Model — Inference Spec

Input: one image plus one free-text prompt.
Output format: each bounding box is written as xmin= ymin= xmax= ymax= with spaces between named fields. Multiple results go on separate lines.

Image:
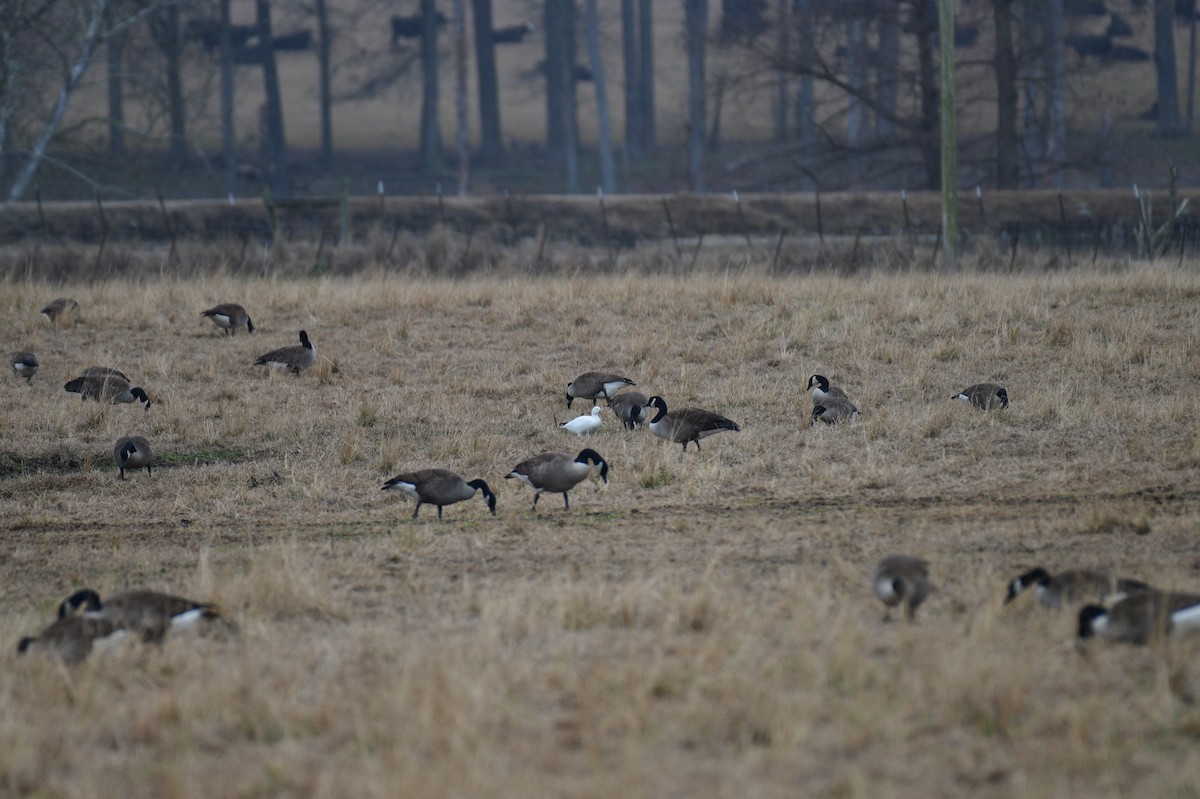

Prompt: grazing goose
xmin=811 ymin=397 xmax=860 ymax=425
xmin=954 ymin=383 xmax=1009 ymax=410
xmin=1004 ymin=567 xmax=1151 ymax=610
xmin=1078 ymin=590 xmax=1200 ymax=645
xmin=40 ymin=297 xmax=79 ymax=324
xmin=566 ymin=372 xmax=635 ymax=409
xmin=201 ymin=303 xmax=255 ymax=335
xmin=79 ymin=365 xmax=130 ymax=382
xmin=64 ymin=374 xmax=151 ymax=410
xmin=114 ymin=436 xmax=154 ymax=480
xmin=10 ymin=351 xmax=38 ymax=382
xmin=644 ymin=396 xmax=740 ymax=451
xmin=254 ymin=330 xmax=316 ymax=374
xmin=17 ymin=615 xmax=127 ymax=664
xmin=561 ymin=406 xmax=603 ymax=436
xmin=805 ymin=374 xmax=848 ymax=404
xmin=381 ymin=468 xmax=497 ymax=519
xmin=873 ymin=555 xmax=936 ymax=620
xmin=506 ymin=448 xmax=609 ymax=510
xmin=58 ymin=588 xmax=221 ymax=645
xmin=609 ymin=390 xmax=649 ymax=430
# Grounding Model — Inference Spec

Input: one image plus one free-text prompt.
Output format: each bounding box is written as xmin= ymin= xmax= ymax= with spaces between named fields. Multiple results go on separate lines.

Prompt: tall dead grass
xmin=2 ymin=254 xmax=1200 ymax=796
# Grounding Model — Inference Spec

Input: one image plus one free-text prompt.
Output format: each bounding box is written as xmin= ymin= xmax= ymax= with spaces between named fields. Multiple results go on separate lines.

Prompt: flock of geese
xmin=7 ymin=298 xmax=1196 ymax=663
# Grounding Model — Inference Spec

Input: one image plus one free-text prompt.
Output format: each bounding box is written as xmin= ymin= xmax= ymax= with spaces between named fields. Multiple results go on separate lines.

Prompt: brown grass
xmin=3 ymin=251 xmax=1200 ymax=797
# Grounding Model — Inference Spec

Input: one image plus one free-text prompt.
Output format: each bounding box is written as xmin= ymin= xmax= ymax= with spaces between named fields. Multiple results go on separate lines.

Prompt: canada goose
xmin=609 ymin=390 xmax=649 ymax=430
xmin=644 ymin=396 xmax=740 ymax=451
xmin=954 ymin=383 xmax=1009 ymax=410
xmin=1078 ymin=590 xmax=1200 ymax=645
xmin=10 ymin=351 xmax=38 ymax=382
xmin=806 ymin=374 xmax=848 ymax=404
xmin=40 ymin=297 xmax=79 ymax=324
xmin=201 ymin=303 xmax=255 ymax=335
xmin=1004 ymin=567 xmax=1151 ymax=610
xmin=505 ymin=448 xmax=609 ymax=510
xmin=17 ymin=615 xmax=127 ymax=664
xmin=114 ymin=436 xmax=154 ymax=480
xmin=381 ymin=468 xmax=496 ymax=519
xmin=79 ymin=365 xmax=130 ymax=382
xmin=254 ymin=330 xmax=316 ymax=374
xmin=561 ymin=406 xmax=603 ymax=436
xmin=566 ymin=371 xmax=635 ymax=408
xmin=811 ymin=397 xmax=860 ymax=425
xmin=58 ymin=588 xmax=221 ymax=645
xmin=64 ymin=375 xmax=151 ymax=410
xmin=873 ymin=555 xmax=936 ymax=620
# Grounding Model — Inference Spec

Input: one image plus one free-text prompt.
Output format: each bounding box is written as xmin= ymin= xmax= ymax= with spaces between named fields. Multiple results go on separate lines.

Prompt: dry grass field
xmin=3 ymin=238 xmax=1200 ymax=797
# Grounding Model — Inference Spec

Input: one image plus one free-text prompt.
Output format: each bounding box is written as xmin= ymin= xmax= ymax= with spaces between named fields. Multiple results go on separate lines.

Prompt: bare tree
xmin=106 ymin=31 xmax=125 ymax=157
xmin=638 ymin=0 xmax=655 ymax=152
xmin=774 ymin=0 xmax=789 ymax=142
xmin=255 ymin=0 xmax=291 ymax=195
xmin=315 ymin=0 xmax=333 ymax=163
xmin=453 ymin=0 xmax=469 ymax=194
xmin=1155 ymin=0 xmax=1184 ymax=136
xmin=147 ymin=3 xmax=187 ymax=167
xmin=219 ymin=0 xmax=236 ymax=196
xmin=621 ymin=0 xmax=642 ymax=159
xmin=585 ymin=0 xmax=615 ymax=193
xmin=1044 ymin=0 xmax=1065 ymax=186
xmin=992 ymin=0 xmax=1018 ymax=188
xmin=420 ymin=0 xmax=442 ymax=170
xmin=685 ymin=0 xmax=708 ymax=192
xmin=4 ymin=0 xmax=182 ymax=202
xmin=472 ymin=0 xmax=503 ymax=159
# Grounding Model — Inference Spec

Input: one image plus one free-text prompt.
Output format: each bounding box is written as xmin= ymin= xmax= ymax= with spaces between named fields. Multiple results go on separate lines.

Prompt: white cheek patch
xmin=170 ymin=608 xmax=206 ymax=632
xmin=875 ymin=577 xmax=899 ymax=603
xmin=1091 ymin=613 xmax=1110 ymax=637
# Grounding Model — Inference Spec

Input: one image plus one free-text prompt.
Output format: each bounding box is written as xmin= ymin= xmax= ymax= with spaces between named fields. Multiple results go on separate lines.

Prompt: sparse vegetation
xmin=2 ymin=241 xmax=1200 ymax=797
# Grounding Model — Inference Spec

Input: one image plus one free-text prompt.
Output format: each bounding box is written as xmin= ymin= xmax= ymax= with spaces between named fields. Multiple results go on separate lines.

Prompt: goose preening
xmin=40 ymin=297 xmax=79 ymax=324
xmin=954 ymin=383 xmax=1009 ymax=410
xmin=201 ymin=303 xmax=255 ymax=335
xmin=506 ymin=448 xmax=609 ymax=510
xmin=1078 ymin=590 xmax=1200 ymax=645
xmin=64 ymin=374 xmax=151 ymax=410
xmin=561 ymin=406 xmax=603 ymax=436
xmin=10 ymin=351 xmax=38 ymax=382
xmin=381 ymin=468 xmax=497 ymax=519
xmin=609 ymin=390 xmax=649 ymax=430
xmin=58 ymin=588 xmax=221 ymax=645
xmin=17 ymin=615 xmax=128 ymax=664
xmin=1004 ymin=567 xmax=1151 ymax=610
xmin=811 ymin=397 xmax=860 ymax=425
xmin=114 ymin=436 xmax=154 ymax=480
xmin=644 ymin=396 xmax=740 ymax=451
xmin=254 ymin=330 xmax=316 ymax=375
xmin=806 ymin=374 xmax=848 ymax=404
xmin=565 ymin=372 xmax=634 ymax=409
xmin=873 ymin=555 xmax=936 ymax=620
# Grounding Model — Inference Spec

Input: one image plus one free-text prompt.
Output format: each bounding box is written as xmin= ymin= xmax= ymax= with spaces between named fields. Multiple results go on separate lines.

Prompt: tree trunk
xmin=621 ymin=0 xmax=642 ymax=159
xmin=794 ymin=0 xmax=816 ymax=186
xmin=992 ymin=0 xmax=1018 ymax=188
xmin=586 ymin=0 xmax=615 ymax=193
xmin=845 ymin=17 xmax=866 ymax=152
xmin=163 ymin=5 xmax=186 ymax=168
xmin=106 ymin=32 xmax=124 ymax=157
xmin=774 ymin=0 xmax=789 ymax=143
xmin=685 ymin=0 xmax=707 ymax=193
xmin=453 ymin=0 xmax=469 ymax=195
xmin=875 ymin=2 xmax=899 ymax=139
xmin=472 ymin=0 xmax=503 ymax=159
xmin=1044 ymin=0 xmax=1066 ymax=186
xmin=638 ymin=0 xmax=656 ymax=152
xmin=315 ymin=0 xmax=333 ymax=164
xmin=420 ymin=0 xmax=442 ymax=170
xmin=220 ymin=0 xmax=237 ymax=197
xmin=1020 ymin=0 xmax=1042 ymax=186
xmin=256 ymin=0 xmax=291 ymax=196
xmin=1155 ymin=0 xmax=1184 ymax=136
xmin=916 ymin=0 xmax=940 ymax=189
xmin=938 ymin=0 xmax=958 ymax=268
xmin=1188 ymin=9 xmax=1197 ymax=131
xmin=562 ymin=0 xmax=579 ymax=193
xmin=544 ymin=1 xmax=565 ymax=155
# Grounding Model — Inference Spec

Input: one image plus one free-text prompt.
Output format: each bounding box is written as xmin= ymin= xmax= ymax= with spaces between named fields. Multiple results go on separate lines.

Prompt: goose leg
xmin=411 ymin=502 xmax=422 ymax=519
xmin=563 ymin=492 xmax=570 ymax=510
xmin=437 ymin=505 xmax=444 ymax=520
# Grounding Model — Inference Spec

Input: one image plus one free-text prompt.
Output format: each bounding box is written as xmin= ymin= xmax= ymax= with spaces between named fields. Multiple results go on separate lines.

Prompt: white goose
xmin=561 ymin=406 xmax=603 ymax=436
